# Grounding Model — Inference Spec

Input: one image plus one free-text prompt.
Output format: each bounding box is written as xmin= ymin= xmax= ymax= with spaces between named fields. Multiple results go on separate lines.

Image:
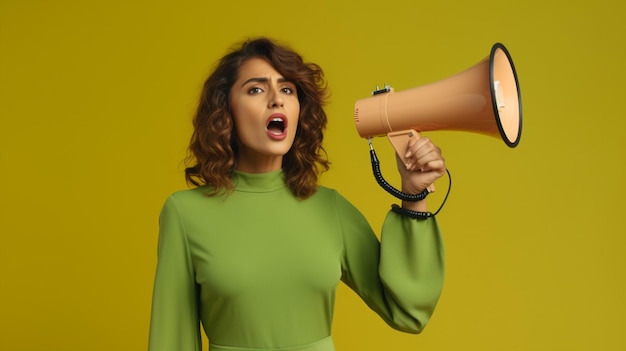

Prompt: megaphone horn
xmin=354 ymin=43 xmax=522 ymax=203
xmin=354 ymin=42 xmax=522 ymax=165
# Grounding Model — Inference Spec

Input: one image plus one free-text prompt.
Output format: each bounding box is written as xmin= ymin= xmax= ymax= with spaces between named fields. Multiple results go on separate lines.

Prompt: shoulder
xmin=313 ymin=185 xmax=336 ymax=197
xmin=168 ymin=186 xmax=212 ymax=202
xmin=310 ymin=185 xmax=342 ymax=204
xmin=312 ymin=186 xmax=360 ymax=213
xmin=160 ymin=186 xmax=218 ymax=215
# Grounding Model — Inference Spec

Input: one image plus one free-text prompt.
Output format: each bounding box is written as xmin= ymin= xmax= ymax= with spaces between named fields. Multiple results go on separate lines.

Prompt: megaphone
xmin=354 ymin=42 xmax=522 ymax=165
xmin=354 ymin=43 xmax=521 ymax=203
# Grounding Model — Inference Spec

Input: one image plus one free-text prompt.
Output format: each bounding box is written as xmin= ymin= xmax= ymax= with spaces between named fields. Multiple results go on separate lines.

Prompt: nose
xmin=268 ymin=88 xmax=284 ymax=108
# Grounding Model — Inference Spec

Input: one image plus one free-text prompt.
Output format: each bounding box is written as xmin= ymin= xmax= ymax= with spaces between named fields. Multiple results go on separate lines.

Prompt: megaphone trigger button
xmin=371 ymin=85 xmax=392 ymax=95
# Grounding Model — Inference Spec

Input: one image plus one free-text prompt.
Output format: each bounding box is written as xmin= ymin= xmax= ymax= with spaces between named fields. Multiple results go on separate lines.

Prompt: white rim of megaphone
xmin=490 ymin=43 xmax=522 ymax=148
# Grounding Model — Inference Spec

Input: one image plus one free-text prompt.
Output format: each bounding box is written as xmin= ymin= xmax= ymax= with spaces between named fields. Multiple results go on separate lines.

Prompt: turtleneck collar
xmin=232 ymin=169 xmax=287 ymax=193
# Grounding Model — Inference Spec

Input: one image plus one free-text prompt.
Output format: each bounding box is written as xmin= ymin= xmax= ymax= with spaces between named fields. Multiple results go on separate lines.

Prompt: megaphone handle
xmin=387 ymin=130 xmax=436 ymax=193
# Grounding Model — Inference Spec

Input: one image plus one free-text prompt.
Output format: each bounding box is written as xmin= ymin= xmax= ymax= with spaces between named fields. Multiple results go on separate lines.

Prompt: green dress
xmin=148 ymin=170 xmax=445 ymax=351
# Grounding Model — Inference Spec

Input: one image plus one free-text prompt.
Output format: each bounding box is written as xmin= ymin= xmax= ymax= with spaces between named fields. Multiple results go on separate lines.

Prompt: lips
xmin=266 ymin=114 xmax=287 ymax=140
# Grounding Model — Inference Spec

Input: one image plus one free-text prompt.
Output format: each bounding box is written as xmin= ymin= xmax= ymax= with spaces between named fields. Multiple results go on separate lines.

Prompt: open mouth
xmin=266 ymin=117 xmax=286 ymax=134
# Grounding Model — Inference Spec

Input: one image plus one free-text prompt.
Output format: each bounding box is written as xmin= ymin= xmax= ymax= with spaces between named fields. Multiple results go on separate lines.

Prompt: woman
xmin=148 ymin=37 xmax=446 ymax=351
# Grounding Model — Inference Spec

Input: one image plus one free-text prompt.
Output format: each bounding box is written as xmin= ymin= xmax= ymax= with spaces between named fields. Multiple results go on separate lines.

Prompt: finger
xmin=404 ymin=135 xmax=421 ymax=159
xmin=408 ymin=137 xmax=435 ymax=159
xmin=421 ymin=158 xmax=446 ymax=173
xmin=409 ymin=144 xmax=442 ymax=171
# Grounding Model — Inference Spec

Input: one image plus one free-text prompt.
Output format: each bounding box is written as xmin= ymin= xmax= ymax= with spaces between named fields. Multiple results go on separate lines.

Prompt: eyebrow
xmin=240 ymin=77 xmax=292 ymax=88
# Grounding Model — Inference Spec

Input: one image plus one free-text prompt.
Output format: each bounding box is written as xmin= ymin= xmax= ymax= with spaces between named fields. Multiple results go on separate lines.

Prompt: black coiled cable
xmin=370 ymin=147 xmax=430 ymax=201
xmin=368 ymin=138 xmax=452 ymax=215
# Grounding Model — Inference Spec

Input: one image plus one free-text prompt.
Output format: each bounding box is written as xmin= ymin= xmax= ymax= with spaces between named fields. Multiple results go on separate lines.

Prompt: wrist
xmin=401 ymin=199 xmax=428 ymax=212
xmin=400 ymin=183 xmax=429 ymax=208
xmin=401 ymin=181 xmax=425 ymax=196
xmin=391 ymin=204 xmax=433 ymax=220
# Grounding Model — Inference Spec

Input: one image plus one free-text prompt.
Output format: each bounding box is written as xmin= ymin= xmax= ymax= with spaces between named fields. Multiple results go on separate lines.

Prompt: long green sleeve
xmin=149 ymin=198 xmax=202 ymax=351
xmin=148 ymin=170 xmax=444 ymax=351
xmin=335 ymin=190 xmax=445 ymax=333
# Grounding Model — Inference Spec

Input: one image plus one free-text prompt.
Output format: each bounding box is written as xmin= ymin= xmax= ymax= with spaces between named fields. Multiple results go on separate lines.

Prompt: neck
xmin=236 ymin=152 xmax=283 ymax=174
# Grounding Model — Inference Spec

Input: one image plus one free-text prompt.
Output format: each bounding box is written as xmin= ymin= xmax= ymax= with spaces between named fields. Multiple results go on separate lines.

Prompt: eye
xmin=247 ymin=87 xmax=264 ymax=95
xmin=281 ymin=86 xmax=295 ymax=94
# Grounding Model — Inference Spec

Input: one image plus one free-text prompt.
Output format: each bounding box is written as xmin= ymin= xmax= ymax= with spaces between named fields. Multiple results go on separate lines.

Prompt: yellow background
xmin=1 ymin=0 xmax=624 ymax=350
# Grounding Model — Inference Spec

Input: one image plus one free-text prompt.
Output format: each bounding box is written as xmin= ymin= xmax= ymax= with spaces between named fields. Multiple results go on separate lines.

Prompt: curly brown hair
xmin=184 ymin=37 xmax=330 ymax=199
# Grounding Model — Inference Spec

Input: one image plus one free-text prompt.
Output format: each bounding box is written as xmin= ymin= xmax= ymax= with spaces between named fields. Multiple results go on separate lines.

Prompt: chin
xmin=275 ymin=138 xmax=296 ymax=154
xmin=271 ymin=145 xmax=293 ymax=157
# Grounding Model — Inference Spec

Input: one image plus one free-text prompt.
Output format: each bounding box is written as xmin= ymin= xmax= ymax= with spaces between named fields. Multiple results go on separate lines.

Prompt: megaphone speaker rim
xmin=489 ymin=43 xmax=523 ymax=148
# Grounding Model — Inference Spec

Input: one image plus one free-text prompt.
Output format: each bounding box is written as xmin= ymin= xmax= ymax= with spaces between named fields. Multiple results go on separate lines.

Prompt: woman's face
xmin=229 ymin=57 xmax=300 ymax=172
